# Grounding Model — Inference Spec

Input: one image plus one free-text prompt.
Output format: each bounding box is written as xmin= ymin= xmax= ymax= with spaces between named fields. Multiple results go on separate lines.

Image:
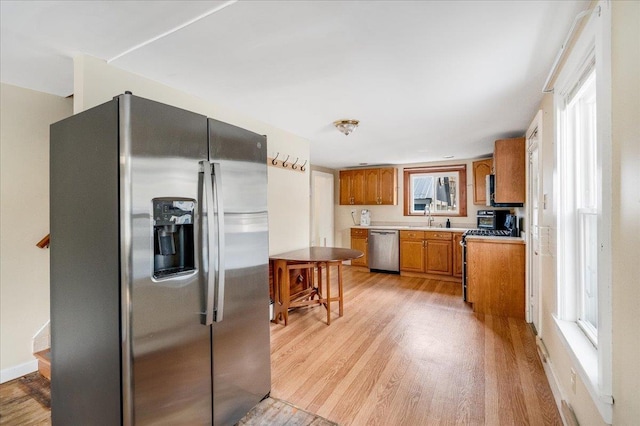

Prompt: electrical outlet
xmin=570 ymin=368 xmax=577 ymax=394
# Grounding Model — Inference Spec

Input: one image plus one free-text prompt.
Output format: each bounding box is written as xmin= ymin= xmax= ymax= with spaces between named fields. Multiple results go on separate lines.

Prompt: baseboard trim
xmin=537 ymin=337 xmax=570 ymax=425
xmin=0 ymin=359 xmax=38 ymax=384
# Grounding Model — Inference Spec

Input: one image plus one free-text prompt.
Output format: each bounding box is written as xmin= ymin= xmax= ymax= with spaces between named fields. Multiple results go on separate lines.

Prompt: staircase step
xmin=33 ymin=349 xmax=51 ymax=381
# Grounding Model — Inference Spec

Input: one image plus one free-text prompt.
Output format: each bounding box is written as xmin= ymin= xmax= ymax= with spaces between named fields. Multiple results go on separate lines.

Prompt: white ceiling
xmin=0 ymin=0 xmax=588 ymax=169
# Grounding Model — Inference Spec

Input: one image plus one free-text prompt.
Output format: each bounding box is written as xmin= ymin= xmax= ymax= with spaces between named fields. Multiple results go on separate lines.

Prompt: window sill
xmin=553 ymin=316 xmax=613 ymax=423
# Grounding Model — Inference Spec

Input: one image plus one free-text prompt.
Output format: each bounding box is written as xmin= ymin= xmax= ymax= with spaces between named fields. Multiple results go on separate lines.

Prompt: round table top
xmin=270 ymin=246 xmax=364 ymax=262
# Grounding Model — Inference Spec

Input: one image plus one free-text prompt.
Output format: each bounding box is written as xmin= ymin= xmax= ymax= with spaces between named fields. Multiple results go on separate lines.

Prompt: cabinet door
xmin=351 ymin=169 xmax=366 ymax=205
xmin=351 ymin=236 xmax=368 ymax=267
xmin=379 ymin=167 xmax=397 ymax=205
xmin=472 ymin=159 xmax=492 ymax=205
xmin=340 ymin=170 xmax=366 ymax=205
xmin=339 ymin=170 xmax=353 ymax=205
xmin=364 ymin=169 xmax=380 ymax=205
xmin=494 ymin=137 xmax=525 ymax=203
xmin=466 ymin=240 xmax=525 ymax=318
xmin=452 ymin=233 xmax=463 ymax=277
xmin=400 ymin=239 xmax=424 ymax=272
xmin=425 ymin=240 xmax=452 ymax=275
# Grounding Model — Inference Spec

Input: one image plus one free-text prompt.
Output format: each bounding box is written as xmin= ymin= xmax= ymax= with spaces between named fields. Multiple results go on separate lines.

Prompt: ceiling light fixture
xmin=334 ymin=119 xmax=359 ymax=136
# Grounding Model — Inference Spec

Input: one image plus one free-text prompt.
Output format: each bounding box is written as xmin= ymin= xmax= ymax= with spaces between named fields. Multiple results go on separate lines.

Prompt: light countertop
xmin=352 ymin=225 xmax=470 ymax=232
xmin=351 ymin=225 xmax=525 ymax=242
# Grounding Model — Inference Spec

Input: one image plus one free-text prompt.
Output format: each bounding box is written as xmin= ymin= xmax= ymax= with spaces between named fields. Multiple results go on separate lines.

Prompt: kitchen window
xmin=562 ymin=69 xmax=598 ymax=344
xmin=403 ymin=165 xmax=467 ymax=217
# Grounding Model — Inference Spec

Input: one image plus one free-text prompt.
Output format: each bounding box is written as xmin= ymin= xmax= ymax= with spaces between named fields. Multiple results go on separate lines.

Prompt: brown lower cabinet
xmin=466 ymin=238 xmax=525 ymax=319
xmin=350 ymin=228 xmax=368 ymax=267
xmin=400 ymin=230 xmax=453 ymax=276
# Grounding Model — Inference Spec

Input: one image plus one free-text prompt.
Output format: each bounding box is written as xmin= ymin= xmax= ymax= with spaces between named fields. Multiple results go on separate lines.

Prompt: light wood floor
xmin=270 ymin=266 xmax=561 ymax=426
xmin=0 ymin=373 xmax=50 ymax=425
xmin=0 ymin=267 xmax=560 ymax=425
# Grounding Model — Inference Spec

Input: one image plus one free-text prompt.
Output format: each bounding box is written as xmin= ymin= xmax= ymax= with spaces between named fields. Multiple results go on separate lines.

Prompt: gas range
xmin=463 ymin=229 xmax=512 ymax=237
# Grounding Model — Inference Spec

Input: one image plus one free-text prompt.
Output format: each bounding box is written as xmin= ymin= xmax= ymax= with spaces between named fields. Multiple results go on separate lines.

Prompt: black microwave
xmin=477 ymin=209 xmax=509 ymax=230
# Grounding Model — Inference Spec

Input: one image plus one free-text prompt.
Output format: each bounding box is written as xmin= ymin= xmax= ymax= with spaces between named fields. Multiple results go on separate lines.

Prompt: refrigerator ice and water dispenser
xmin=152 ymin=198 xmax=196 ymax=279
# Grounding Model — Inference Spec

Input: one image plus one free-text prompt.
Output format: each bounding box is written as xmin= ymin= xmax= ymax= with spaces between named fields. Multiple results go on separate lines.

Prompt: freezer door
xmin=208 ymin=119 xmax=271 ymax=425
xmin=122 ymin=95 xmax=212 ymax=425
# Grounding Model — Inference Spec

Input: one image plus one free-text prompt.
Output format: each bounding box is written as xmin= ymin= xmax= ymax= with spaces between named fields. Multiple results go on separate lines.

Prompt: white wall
xmin=74 ymin=55 xmax=310 ymax=255
xmin=535 ymin=1 xmax=640 ymax=424
xmin=333 ymin=158 xmax=488 ymax=248
xmin=610 ymin=1 xmax=640 ymax=423
xmin=0 ymin=84 xmax=73 ymax=381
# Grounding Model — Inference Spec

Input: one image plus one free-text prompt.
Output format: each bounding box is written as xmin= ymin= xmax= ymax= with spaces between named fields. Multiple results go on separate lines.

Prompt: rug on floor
xmin=18 ymin=372 xmax=51 ymax=409
xmin=237 ymin=397 xmax=338 ymax=426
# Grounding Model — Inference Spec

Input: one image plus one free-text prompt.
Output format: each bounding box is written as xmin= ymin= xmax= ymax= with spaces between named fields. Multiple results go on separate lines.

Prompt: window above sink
xmin=403 ymin=164 xmax=467 ymax=217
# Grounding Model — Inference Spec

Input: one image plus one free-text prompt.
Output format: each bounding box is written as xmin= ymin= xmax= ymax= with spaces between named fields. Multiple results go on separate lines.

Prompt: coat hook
xmin=282 ymin=154 xmax=290 ymax=167
xmin=300 ymin=160 xmax=307 ymax=171
xmin=272 ymin=152 xmax=279 ymax=165
xmin=292 ymin=157 xmax=299 ymax=169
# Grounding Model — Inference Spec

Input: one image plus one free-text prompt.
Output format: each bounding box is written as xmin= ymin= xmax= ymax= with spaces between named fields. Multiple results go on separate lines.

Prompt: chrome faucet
xmin=425 ymin=206 xmax=434 ymax=227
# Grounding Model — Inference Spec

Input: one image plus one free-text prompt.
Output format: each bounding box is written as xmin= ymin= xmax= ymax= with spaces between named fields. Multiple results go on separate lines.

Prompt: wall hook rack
xmin=267 ymin=153 xmax=307 ymax=173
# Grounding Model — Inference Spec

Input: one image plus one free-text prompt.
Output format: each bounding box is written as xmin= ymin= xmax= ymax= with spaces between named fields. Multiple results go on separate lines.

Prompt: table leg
xmin=338 ymin=262 xmax=344 ymax=317
xmin=317 ymin=262 xmax=323 ymax=296
xmin=272 ymin=259 xmax=290 ymax=326
xmin=326 ymin=262 xmax=331 ymax=325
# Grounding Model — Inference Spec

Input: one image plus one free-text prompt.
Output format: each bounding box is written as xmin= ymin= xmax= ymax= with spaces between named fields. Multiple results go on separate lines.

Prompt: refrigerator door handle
xmin=212 ymin=162 xmax=226 ymax=322
xmin=202 ymin=161 xmax=216 ymax=325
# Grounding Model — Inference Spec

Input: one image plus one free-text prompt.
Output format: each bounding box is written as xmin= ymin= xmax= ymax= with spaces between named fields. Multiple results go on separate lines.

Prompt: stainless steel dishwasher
xmin=368 ymin=229 xmax=400 ymax=273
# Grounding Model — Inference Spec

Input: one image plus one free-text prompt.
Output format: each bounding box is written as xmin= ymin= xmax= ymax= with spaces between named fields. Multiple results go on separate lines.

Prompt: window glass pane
xmin=563 ymin=68 xmax=598 ymax=345
xmin=411 ymin=174 xmax=456 ymax=213
xmin=575 ymin=72 xmax=597 ymax=209
xmin=579 ymin=211 xmax=598 ymax=337
xmin=411 ymin=175 xmax=433 ymax=213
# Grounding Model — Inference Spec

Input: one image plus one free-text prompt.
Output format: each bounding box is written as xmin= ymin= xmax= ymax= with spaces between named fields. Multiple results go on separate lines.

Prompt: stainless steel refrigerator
xmin=50 ymin=93 xmax=271 ymax=425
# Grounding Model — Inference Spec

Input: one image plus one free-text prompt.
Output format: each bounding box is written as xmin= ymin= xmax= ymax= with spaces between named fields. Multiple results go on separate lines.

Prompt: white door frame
xmin=310 ymin=170 xmax=334 ymax=247
xmin=526 ymin=111 xmax=543 ymax=332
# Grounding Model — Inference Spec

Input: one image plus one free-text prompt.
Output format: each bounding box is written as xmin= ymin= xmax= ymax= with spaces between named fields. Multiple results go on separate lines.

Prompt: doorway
xmin=311 ymin=170 xmax=334 ymax=247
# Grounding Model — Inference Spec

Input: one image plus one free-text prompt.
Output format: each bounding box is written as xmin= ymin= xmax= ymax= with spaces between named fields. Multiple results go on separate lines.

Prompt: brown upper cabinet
xmin=472 ymin=158 xmax=493 ymax=205
xmin=364 ymin=167 xmax=397 ymax=205
xmin=340 ymin=167 xmax=397 ymax=205
xmin=339 ymin=169 xmax=366 ymax=205
xmin=494 ymin=137 xmax=526 ymax=204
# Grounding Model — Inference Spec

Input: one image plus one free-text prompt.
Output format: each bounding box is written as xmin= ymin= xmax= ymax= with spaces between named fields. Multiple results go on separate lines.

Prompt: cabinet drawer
xmin=351 ymin=228 xmax=369 ymax=237
xmin=424 ymin=231 xmax=452 ymax=240
xmin=400 ymin=230 xmax=424 ymax=240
